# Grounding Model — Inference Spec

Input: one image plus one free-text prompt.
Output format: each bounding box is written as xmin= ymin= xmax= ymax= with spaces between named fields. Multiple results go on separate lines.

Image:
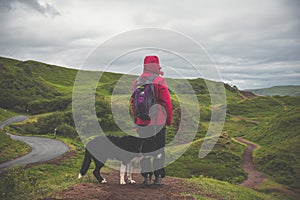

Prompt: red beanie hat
xmin=143 ymin=55 xmax=164 ymax=75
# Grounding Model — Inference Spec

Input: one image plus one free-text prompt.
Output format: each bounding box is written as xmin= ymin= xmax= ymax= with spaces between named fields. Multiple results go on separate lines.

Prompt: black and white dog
xmin=78 ymin=135 xmax=150 ymax=185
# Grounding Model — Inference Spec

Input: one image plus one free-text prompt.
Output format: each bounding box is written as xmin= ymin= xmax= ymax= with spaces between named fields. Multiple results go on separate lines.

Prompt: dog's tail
xmin=78 ymin=148 xmax=92 ymax=179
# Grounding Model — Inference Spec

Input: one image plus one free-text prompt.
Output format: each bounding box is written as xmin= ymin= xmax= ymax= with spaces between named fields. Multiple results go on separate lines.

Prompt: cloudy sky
xmin=0 ymin=0 xmax=299 ymax=89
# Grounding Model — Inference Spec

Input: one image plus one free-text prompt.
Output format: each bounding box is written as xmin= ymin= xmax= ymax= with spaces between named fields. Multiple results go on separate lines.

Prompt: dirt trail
xmin=54 ymin=170 xmax=220 ymax=200
xmin=236 ymin=137 xmax=265 ymax=189
xmin=237 ymin=137 xmax=300 ymax=198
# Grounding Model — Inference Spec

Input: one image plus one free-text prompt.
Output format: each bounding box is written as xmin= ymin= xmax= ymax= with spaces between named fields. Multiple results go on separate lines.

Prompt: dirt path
xmin=236 ymin=137 xmax=300 ymax=198
xmin=54 ymin=170 xmax=220 ymax=200
xmin=236 ymin=137 xmax=265 ymax=189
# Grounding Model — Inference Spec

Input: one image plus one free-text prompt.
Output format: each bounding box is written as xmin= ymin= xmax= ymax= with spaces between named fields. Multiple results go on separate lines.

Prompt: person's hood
xmin=143 ymin=55 xmax=164 ymax=75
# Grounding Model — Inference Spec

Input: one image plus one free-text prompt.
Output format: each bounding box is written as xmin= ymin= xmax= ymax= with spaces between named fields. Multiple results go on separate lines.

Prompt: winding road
xmin=0 ymin=116 xmax=69 ymax=169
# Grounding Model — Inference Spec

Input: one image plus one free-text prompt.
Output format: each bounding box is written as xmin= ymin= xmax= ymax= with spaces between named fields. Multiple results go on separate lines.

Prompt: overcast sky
xmin=0 ymin=0 xmax=299 ymax=89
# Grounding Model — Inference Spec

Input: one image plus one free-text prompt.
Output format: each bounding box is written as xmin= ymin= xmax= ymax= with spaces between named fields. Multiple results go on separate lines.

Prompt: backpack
xmin=132 ymin=74 xmax=157 ymax=121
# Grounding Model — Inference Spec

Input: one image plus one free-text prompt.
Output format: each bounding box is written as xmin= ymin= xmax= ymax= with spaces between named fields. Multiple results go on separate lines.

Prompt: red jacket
xmin=131 ymin=71 xmax=173 ymax=126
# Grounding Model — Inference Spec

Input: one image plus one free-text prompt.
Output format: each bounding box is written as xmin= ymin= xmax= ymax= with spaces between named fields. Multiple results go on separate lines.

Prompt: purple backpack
xmin=132 ymin=74 xmax=157 ymax=121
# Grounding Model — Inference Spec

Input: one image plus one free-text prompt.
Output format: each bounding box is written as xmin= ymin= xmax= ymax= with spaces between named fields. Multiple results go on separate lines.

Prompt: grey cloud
xmin=220 ymin=62 xmax=300 ymax=89
xmin=0 ymin=0 xmax=299 ymax=89
xmin=0 ymin=0 xmax=60 ymax=16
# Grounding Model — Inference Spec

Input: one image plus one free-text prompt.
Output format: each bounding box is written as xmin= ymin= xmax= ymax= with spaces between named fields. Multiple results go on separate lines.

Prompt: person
xmin=131 ymin=55 xmax=173 ymax=185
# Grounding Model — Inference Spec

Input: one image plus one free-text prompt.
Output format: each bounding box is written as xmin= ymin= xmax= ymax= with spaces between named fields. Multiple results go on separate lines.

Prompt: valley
xmin=0 ymin=56 xmax=299 ymax=199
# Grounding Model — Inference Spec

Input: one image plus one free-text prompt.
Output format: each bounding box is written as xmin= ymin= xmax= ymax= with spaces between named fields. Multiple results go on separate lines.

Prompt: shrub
xmin=0 ymin=167 xmax=38 ymax=200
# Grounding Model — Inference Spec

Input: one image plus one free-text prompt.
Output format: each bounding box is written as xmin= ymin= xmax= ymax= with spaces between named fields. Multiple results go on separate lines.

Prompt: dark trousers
xmin=137 ymin=125 xmax=166 ymax=178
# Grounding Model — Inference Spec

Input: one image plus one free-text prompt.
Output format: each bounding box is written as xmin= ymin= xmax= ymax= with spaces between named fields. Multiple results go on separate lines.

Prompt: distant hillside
xmin=247 ymin=86 xmax=300 ymax=96
xmin=0 ymin=57 xmax=128 ymax=114
xmin=0 ymin=57 xmax=76 ymax=113
xmin=0 ymin=56 xmax=240 ymax=114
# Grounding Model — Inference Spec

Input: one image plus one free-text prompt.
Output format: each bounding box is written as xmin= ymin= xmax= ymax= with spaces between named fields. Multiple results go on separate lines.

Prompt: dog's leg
xmin=127 ymin=158 xmax=136 ymax=184
xmin=93 ymin=158 xmax=107 ymax=184
xmin=78 ymin=149 xmax=92 ymax=179
xmin=120 ymin=162 xmax=126 ymax=185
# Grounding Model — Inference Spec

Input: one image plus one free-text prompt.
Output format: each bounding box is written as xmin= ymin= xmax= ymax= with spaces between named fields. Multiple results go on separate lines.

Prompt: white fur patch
xmin=157 ymin=153 xmax=162 ymax=159
xmin=128 ymin=179 xmax=136 ymax=184
xmin=120 ymin=179 xmax=126 ymax=185
xmin=101 ymin=178 xmax=107 ymax=184
xmin=78 ymin=173 xmax=83 ymax=179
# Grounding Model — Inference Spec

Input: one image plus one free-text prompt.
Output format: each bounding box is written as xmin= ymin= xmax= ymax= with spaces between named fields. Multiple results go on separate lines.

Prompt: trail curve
xmin=0 ymin=116 xmax=69 ymax=169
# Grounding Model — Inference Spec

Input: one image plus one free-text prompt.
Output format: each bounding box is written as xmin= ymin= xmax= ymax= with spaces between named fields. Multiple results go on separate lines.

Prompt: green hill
xmin=247 ymin=86 xmax=300 ymax=96
xmin=1 ymin=56 xmax=300 ymax=199
xmin=227 ymin=95 xmax=300 ymax=189
xmin=0 ymin=57 xmax=75 ymax=113
xmin=246 ymin=106 xmax=300 ymax=188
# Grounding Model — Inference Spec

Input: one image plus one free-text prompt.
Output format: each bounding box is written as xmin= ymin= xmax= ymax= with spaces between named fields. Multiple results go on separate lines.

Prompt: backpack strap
xmin=136 ymin=74 xmax=157 ymax=83
xmin=147 ymin=74 xmax=158 ymax=82
xmin=135 ymin=74 xmax=157 ymax=89
xmin=147 ymin=74 xmax=157 ymax=100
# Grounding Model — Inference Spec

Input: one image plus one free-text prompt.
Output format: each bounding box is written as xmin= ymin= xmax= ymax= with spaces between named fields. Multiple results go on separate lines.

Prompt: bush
xmin=0 ymin=167 xmax=38 ymax=200
xmin=28 ymin=97 xmax=71 ymax=114
xmin=56 ymin=123 xmax=77 ymax=138
xmin=8 ymin=112 xmax=78 ymax=139
xmin=166 ymin=137 xmax=246 ymax=184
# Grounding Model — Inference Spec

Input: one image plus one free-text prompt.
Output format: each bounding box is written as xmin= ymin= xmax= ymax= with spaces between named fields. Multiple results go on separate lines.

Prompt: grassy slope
xmin=247 ymin=106 xmax=300 ymax=189
xmin=166 ymin=133 xmax=247 ymax=184
xmin=1 ymin=56 xmax=299 ymax=199
xmin=0 ymin=58 xmax=59 ymax=111
xmin=0 ymin=109 xmax=31 ymax=163
xmin=188 ymin=177 xmax=281 ymax=200
xmin=0 ymin=129 xmax=31 ymax=163
xmin=227 ymin=95 xmax=300 ymax=189
xmin=0 ymin=108 xmax=17 ymax=122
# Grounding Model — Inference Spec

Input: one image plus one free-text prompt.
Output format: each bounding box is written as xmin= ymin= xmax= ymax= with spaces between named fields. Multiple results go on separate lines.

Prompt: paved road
xmin=0 ymin=116 xmax=69 ymax=169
